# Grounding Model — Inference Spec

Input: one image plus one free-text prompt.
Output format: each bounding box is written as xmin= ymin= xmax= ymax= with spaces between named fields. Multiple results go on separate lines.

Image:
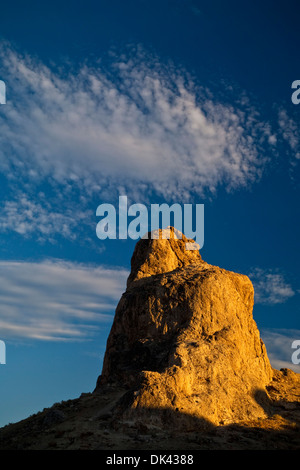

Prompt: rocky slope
xmin=0 ymin=368 xmax=299 ymax=450
xmin=0 ymin=227 xmax=299 ymax=450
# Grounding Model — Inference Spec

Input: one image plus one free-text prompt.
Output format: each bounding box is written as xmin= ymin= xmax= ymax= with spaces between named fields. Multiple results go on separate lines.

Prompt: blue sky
xmin=0 ymin=0 xmax=299 ymax=427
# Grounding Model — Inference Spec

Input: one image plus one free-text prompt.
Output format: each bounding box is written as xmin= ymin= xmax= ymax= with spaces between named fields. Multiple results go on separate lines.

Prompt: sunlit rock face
xmin=96 ymin=227 xmax=273 ymax=427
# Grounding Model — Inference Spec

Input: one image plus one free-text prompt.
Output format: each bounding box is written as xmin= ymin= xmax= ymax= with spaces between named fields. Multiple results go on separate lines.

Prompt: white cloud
xmin=248 ymin=268 xmax=296 ymax=305
xmin=0 ymin=260 xmax=129 ymax=341
xmin=277 ymin=108 xmax=300 ymax=179
xmin=0 ymin=43 xmax=275 ymax=200
xmin=260 ymin=328 xmax=300 ymax=373
xmin=0 ymin=194 xmax=90 ymax=242
xmin=278 ymin=108 xmax=300 ymax=152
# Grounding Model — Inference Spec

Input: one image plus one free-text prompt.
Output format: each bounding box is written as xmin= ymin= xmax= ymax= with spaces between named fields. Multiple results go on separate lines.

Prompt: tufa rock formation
xmin=1 ymin=227 xmax=300 ymax=450
xmin=95 ymin=227 xmax=273 ymax=427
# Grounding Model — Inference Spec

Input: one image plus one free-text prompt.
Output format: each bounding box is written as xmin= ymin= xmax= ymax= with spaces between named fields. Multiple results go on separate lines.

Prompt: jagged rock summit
xmin=126 ymin=227 xmax=202 ymax=287
xmin=96 ymin=227 xmax=273 ymax=427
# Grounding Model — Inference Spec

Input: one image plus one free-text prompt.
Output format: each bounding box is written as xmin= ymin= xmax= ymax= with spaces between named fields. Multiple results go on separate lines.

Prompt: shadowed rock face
xmin=96 ymin=227 xmax=273 ymax=426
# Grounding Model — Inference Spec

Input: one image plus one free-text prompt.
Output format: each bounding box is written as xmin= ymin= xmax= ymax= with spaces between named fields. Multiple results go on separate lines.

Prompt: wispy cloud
xmin=0 ymin=194 xmax=91 ymax=242
xmin=261 ymin=328 xmax=300 ymax=373
xmin=278 ymin=108 xmax=300 ymax=155
xmin=277 ymin=108 xmax=300 ymax=181
xmin=0 ymin=42 xmax=276 ymax=201
xmin=0 ymin=260 xmax=128 ymax=341
xmin=248 ymin=267 xmax=296 ymax=305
